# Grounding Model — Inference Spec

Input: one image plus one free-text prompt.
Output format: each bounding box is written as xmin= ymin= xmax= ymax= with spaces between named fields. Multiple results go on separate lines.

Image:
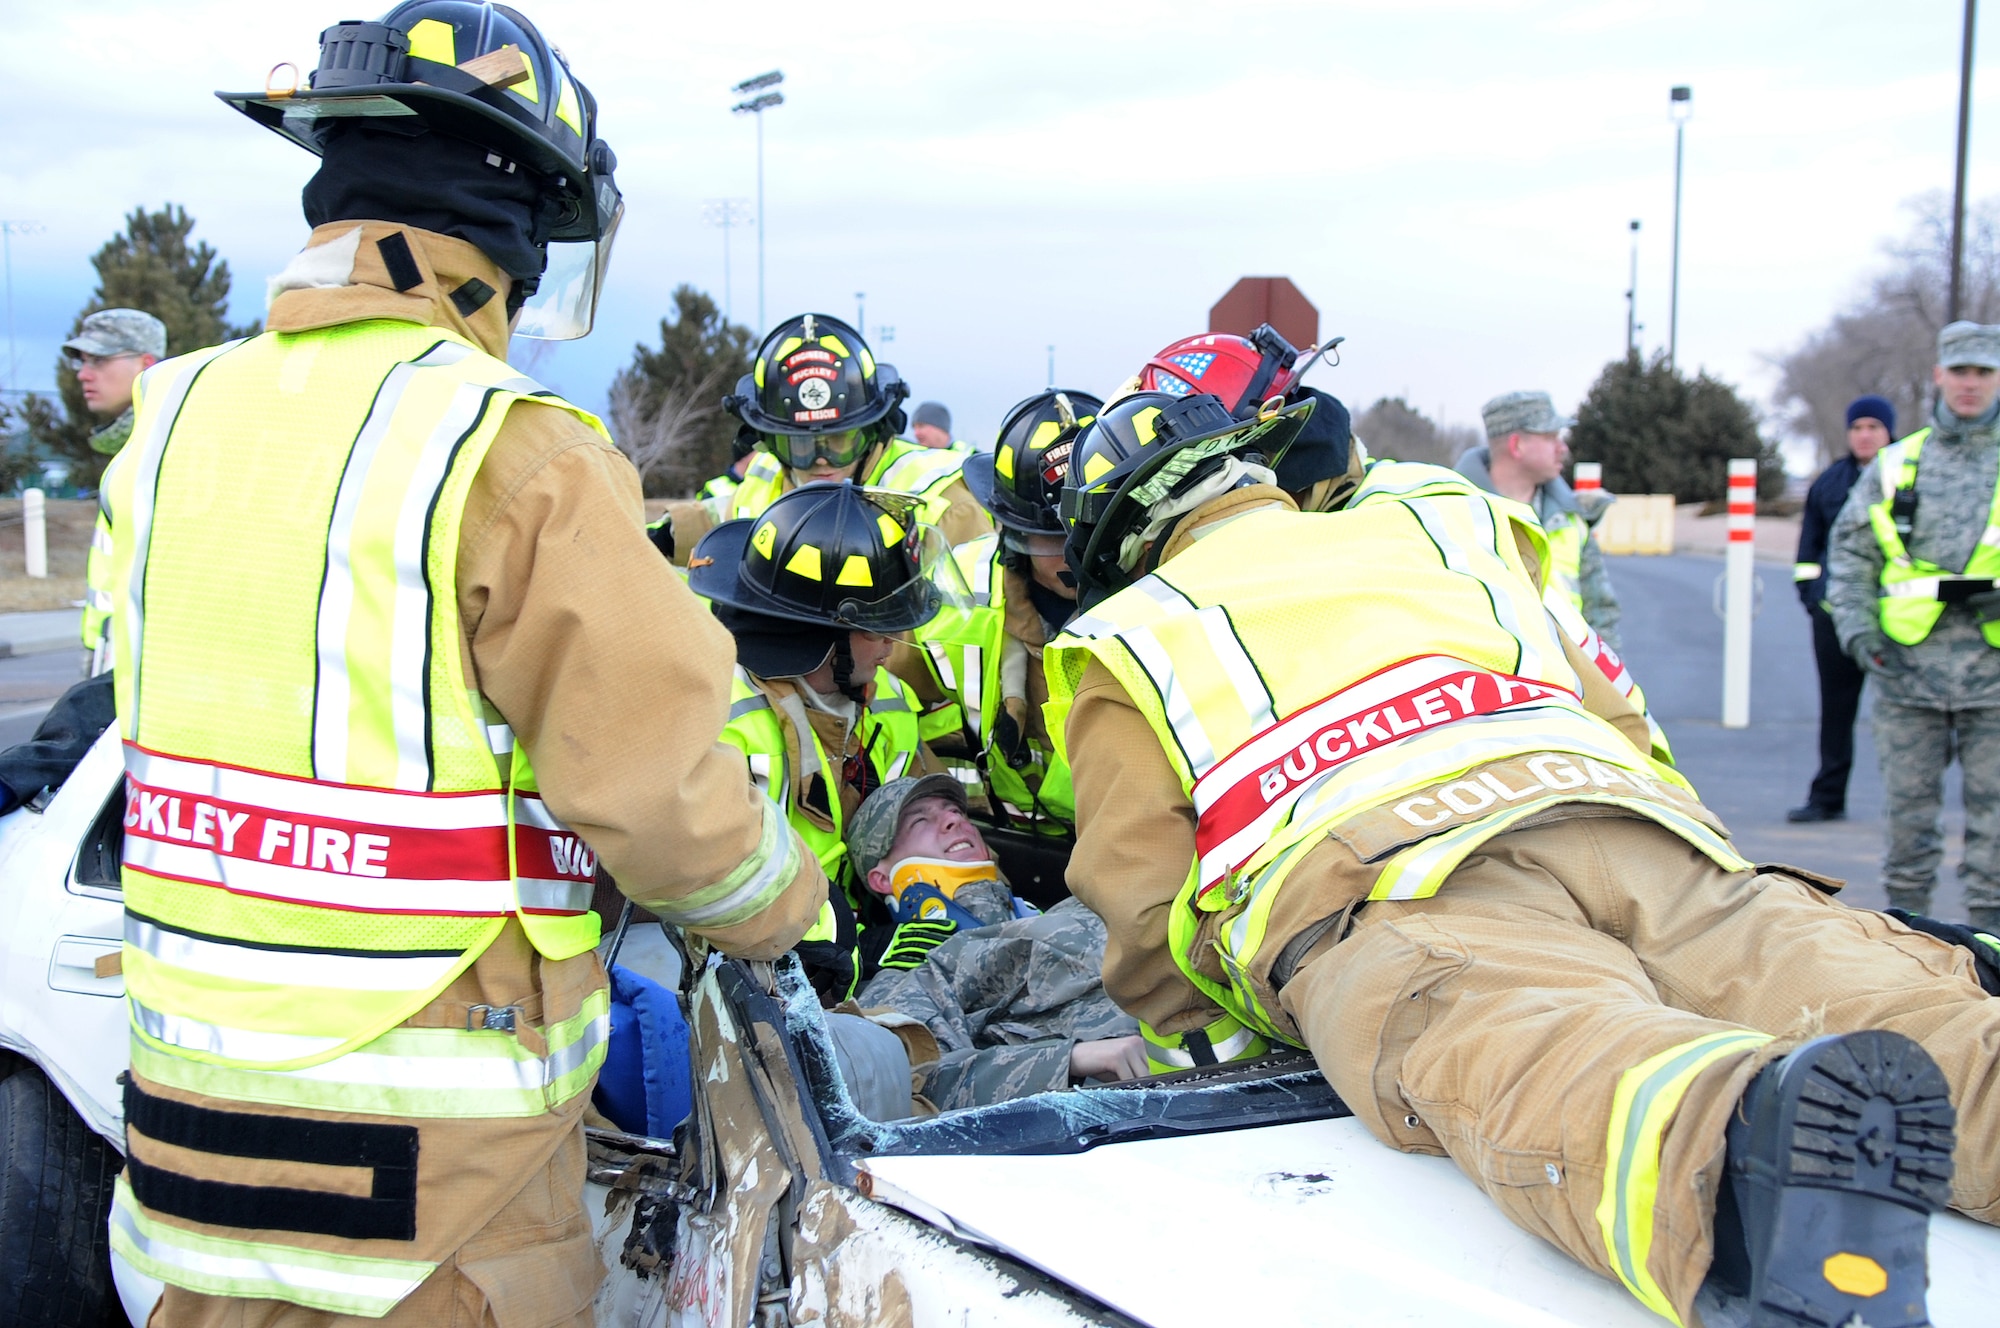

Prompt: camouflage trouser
xmin=1874 ymin=697 xmax=2000 ymax=921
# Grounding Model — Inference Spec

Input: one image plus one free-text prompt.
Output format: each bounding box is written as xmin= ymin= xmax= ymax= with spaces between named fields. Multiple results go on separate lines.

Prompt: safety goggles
xmin=775 ymin=429 xmax=869 ymax=472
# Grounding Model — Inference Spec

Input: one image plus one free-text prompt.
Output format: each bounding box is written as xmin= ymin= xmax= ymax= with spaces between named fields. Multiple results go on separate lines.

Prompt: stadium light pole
xmin=1950 ymin=0 xmax=1978 ymax=323
xmin=731 ymin=71 xmax=785 ymax=332
xmin=1625 ymin=219 xmax=1641 ymax=359
xmin=1668 ymin=86 xmax=1691 ymax=371
xmin=0 ymin=220 xmax=44 ymax=393
xmin=701 ymin=199 xmax=751 ymax=324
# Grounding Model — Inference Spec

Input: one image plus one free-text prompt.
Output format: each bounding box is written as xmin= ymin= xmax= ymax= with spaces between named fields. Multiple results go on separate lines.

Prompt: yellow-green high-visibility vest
xmin=729 ymin=437 xmax=969 ymax=527
xmin=721 ymin=663 xmax=924 ymax=877
xmin=1347 ymin=460 xmax=1674 ymax=763
xmin=81 ymin=455 xmax=121 ymax=671
xmin=1045 ymin=492 xmax=1743 ymax=1042
xmin=104 ymin=323 xmax=656 ymax=1088
xmin=915 ymin=533 xmax=1075 ymax=829
xmin=1866 ymin=427 xmax=2000 ymax=646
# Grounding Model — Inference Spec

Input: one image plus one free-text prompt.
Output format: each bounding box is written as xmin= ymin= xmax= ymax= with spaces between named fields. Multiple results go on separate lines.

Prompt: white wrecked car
xmin=4 ymin=727 xmax=1998 ymax=1327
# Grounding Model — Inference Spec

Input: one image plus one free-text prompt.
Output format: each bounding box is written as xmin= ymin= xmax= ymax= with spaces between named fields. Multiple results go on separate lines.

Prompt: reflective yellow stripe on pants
xmin=1596 ymin=1029 xmax=1771 ymax=1324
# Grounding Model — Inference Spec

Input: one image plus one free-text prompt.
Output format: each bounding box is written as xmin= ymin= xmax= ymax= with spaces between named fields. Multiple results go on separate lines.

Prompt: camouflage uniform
xmin=1828 ymin=396 xmax=2000 ymax=926
xmin=1455 ymin=439 xmax=1623 ymax=650
xmin=857 ymin=896 xmax=1136 ymax=1111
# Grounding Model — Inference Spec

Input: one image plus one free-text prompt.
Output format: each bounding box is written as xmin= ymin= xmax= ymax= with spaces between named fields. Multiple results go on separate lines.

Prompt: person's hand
xmin=877 ymin=918 xmax=956 ymax=971
xmin=1069 ymin=1035 xmax=1150 ymax=1083
xmin=990 ymin=708 xmax=1028 ymax=766
xmin=1849 ymin=631 xmax=1906 ymax=679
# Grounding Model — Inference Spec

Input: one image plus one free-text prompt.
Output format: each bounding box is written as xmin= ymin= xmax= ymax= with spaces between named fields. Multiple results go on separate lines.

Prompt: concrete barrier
xmin=1593 ymin=493 xmax=1676 ymax=555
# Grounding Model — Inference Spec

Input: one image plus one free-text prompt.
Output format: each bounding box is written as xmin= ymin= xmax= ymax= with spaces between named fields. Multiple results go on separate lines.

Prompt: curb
xmin=0 ymin=634 xmax=80 ymax=660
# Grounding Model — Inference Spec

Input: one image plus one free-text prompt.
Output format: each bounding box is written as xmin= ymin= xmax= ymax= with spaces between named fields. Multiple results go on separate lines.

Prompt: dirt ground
xmin=0 ymin=497 xmax=95 ymax=612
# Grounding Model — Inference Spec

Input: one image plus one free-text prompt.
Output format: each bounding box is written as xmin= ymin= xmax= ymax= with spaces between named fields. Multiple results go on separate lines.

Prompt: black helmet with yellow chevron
xmin=962 ymin=389 xmax=1104 ymax=538
xmin=1060 ymin=390 xmax=1314 ymax=607
xmin=724 ymin=314 xmax=909 ymax=472
xmin=688 ymin=481 xmax=954 ymax=635
xmin=219 ymin=2 xmax=622 ymax=338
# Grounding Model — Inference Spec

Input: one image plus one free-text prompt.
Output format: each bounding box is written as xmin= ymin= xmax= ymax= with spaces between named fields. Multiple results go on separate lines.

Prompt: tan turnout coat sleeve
xmin=269 ymin=222 xmax=823 ymax=959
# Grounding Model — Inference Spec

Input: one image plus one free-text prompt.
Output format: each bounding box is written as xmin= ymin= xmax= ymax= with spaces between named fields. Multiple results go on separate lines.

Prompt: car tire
xmin=0 ymin=1062 xmax=126 ymax=1327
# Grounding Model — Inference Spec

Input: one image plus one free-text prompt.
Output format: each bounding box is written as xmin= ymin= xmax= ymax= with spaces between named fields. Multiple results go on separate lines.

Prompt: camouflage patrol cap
xmin=1937 ymin=321 xmax=2000 ymax=370
xmin=846 ymin=773 xmax=969 ymax=879
xmin=1480 ymin=390 xmax=1574 ymax=439
xmin=62 ymin=309 xmax=167 ymax=361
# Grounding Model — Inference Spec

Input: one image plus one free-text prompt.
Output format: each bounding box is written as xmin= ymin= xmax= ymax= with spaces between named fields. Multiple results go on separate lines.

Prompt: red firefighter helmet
xmin=1137 ymin=323 xmax=1304 ymax=420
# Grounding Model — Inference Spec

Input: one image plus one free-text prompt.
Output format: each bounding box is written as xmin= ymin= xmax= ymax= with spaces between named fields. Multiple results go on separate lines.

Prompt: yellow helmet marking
xmin=774 ymin=336 xmax=805 ymax=360
xmin=995 ymin=445 xmax=1015 ymax=480
xmin=1082 ymin=452 xmax=1115 ymax=484
xmin=1821 ymin=1253 xmax=1887 ymax=1297
xmin=859 ymin=348 xmax=876 ymax=378
xmin=821 ymin=335 xmax=852 ymax=359
xmin=1029 ymin=420 xmax=1061 ymax=452
xmin=877 ymin=513 xmax=905 ymax=546
xmin=1131 ymin=406 xmax=1162 ymax=445
xmin=754 ymin=357 xmax=766 ymax=390
xmin=405 ymin=18 xmax=455 ymax=65
xmin=555 ymin=74 xmax=583 ymax=134
xmin=752 ymin=521 xmax=778 ymax=559
xmin=836 ymin=554 xmax=874 ymax=587
xmin=509 ymin=48 xmax=540 ymax=103
xmin=786 ymin=544 xmax=823 ymax=581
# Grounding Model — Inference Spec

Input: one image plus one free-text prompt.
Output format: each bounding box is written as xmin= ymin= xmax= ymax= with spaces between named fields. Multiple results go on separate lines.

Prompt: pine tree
xmin=28 ymin=205 xmax=260 ymax=487
xmin=607 ymin=286 xmax=755 ymax=497
xmin=1568 ymin=353 xmax=1785 ymax=503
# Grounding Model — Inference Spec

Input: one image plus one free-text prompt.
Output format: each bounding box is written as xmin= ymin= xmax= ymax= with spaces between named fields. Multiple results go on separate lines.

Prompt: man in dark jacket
xmin=1788 ymin=394 xmax=1894 ymax=821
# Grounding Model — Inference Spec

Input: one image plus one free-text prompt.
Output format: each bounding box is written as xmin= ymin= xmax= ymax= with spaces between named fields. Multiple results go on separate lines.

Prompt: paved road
xmin=0 ymin=647 xmax=86 ymax=748
xmin=1613 ymin=552 xmax=1967 ymax=919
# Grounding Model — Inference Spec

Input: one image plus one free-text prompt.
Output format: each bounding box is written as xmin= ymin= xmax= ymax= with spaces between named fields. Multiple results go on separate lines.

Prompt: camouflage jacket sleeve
xmin=856 ymin=898 xmax=1137 ymax=1110
xmin=1578 ymin=532 xmax=1622 ymax=651
xmin=1827 ymin=458 xmax=1886 ymax=655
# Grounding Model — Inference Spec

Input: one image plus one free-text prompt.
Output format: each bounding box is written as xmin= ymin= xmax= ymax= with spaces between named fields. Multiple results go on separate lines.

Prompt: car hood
xmin=859 ymin=1115 xmax=2000 ymax=1327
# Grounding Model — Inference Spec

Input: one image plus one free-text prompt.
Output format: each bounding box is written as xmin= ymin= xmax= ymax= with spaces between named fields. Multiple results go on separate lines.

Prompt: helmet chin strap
xmin=831 ymin=634 xmax=868 ymax=705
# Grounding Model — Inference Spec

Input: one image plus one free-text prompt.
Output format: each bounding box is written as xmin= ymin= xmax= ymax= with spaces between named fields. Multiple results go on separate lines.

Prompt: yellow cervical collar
xmin=888 ymin=857 xmax=1000 ymax=901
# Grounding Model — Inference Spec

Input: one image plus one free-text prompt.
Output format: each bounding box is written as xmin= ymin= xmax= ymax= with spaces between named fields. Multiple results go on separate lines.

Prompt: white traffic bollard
xmin=1573 ymin=461 xmax=1603 ymax=495
xmin=23 ymin=487 xmax=47 ymax=580
xmin=1721 ymin=460 xmax=1755 ymax=728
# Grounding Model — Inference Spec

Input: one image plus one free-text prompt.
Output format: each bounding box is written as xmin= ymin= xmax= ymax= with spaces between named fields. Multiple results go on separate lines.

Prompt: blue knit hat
xmin=1846 ymin=394 xmax=1896 ymax=435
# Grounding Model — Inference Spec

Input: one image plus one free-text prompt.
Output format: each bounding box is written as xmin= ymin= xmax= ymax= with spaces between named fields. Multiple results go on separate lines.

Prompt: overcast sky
xmin=1 ymin=1 xmax=1994 ymax=466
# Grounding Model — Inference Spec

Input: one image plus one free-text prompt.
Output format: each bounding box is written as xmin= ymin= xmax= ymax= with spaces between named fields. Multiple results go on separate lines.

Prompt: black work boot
xmin=1718 ymin=1030 xmax=1955 ymax=1328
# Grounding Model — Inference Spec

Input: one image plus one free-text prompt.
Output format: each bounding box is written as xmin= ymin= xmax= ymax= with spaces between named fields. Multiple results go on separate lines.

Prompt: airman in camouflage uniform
xmin=1828 ymin=321 xmax=2000 ymax=929
xmin=849 ymin=775 xmax=1142 ymax=1110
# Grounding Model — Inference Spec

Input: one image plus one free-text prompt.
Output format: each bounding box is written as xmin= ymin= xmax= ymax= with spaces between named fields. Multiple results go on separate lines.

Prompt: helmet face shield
xmin=514 ymin=197 xmax=622 ymax=340
xmin=835 ymin=518 xmax=970 ymax=635
xmin=775 ymin=428 xmax=868 ymax=473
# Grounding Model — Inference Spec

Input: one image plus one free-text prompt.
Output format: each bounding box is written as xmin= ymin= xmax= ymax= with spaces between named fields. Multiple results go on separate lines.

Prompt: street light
xmin=1949 ymin=0 xmax=1977 ymax=322
xmin=701 ymin=198 xmax=752 ymax=324
xmin=731 ymin=70 xmax=785 ymax=332
xmin=0 ymin=220 xmax=45 ymax=394
xmin=1625 ymin=219 xmax=1641 ymax=359
xmin=1668 ymin=85 xmax=1691 ymax=372
xmin=855 ymin=291 xmax=865 ymax=334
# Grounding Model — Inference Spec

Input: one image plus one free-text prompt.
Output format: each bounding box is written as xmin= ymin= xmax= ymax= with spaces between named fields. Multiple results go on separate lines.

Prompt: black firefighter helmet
xmin=1060 ymin=390 xmax=1314 ymax=607
xmin=961 ymin=389 xmax=1104 ymax=539
xmin=217 ymin=2 xmax=622 ymax=338
xmin=723 ymin=315 xmax=908 ymax=470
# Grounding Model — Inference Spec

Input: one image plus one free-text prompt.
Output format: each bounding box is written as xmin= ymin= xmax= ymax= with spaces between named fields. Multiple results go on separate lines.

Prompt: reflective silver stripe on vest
xmin=312 ymin=341 xmax=475 ymax=787
xmin=924 ymin=641 xmax=959 ymax=691
xmin=1403 ymin=496 xmax=1550 ymax=683
xmin=730 ymin=692 xmax=772 ymax=720
xmin=123 ymin=341 xmax=247 ymax=731
xmin=1119 ymin=622 xmax=1217 ymax=772
xmin=126 ymin=913 xmax=462 ymax=992
xmin=1882 ymin=576 xmax=1997 ymax=600
xmin=131 ymin=994 xmax=346 ymax=1062
xmin=1122 ymin=574 xmax=1276 ymax=769
xmin=962 ymin=644 xmax=984 ymax=738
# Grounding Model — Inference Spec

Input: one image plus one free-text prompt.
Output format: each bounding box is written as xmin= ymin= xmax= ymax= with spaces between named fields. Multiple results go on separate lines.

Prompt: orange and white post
xmin=1722 ymin=458 xmax=1756 ymax=728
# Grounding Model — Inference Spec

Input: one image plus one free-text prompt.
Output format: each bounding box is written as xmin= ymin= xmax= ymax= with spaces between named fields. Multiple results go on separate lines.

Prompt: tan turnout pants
xmin=1280 ymin=815 xmax=2000 ymax=1326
